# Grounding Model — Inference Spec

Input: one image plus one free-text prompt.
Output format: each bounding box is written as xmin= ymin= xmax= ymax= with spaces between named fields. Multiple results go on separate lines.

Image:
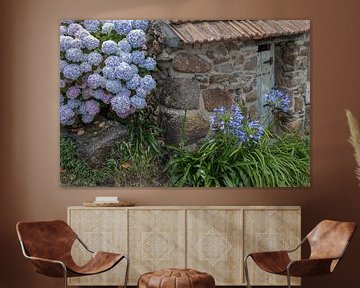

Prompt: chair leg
xmin=62 ymin=265 xmax=68 ymax=288
xmin=286 ymin=269 xmax=291 ymax=288
xmin=123 ymin=255 xmax=130 ymax=288
xmin=244 ymin=255 xmax=252 ymax=288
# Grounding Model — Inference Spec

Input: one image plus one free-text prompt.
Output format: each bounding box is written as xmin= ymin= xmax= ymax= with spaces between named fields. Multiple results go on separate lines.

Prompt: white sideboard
xmin=67 ymin=206 xmax=301 ymax=286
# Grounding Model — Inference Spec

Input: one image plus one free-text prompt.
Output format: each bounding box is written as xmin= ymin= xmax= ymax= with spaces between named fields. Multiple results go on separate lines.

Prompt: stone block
xmin=245 ymin=90 xmax=257 ymax=103
xmin=294 ymin=97 xmax=304 ymax=112
xmin=234 ymin=54 xmax=245 ymax=66
xmin=244 ymin=56 xmax=257 ymax=70
xmin=203 ymin=88 xmax=234 ymax=111
xmin=172 ymin=53 xmax=212 ymax=73
xmin=214 ymin=62 xmax=233 ymax=73
xmin=209 ymin=74 xmax=231 ymax=84
xmin=161 ymin=78 xmax=200 ymax=110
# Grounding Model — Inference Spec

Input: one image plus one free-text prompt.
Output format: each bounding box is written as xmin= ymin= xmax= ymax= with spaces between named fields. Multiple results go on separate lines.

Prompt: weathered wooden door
xmin=257 ymin=43 xmax=275 ymax=124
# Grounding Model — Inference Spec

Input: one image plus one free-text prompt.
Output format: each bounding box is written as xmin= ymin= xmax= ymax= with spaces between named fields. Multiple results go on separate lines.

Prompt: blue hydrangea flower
xmin=91 ymin=88 xmax=112 ymax=104
xmin=60 ymin=104 xmax=75 ymax=125
xmin=67 ymin=23 xmax=83 ymax=36
xmin=114 ymin=62 xmax=134 ymax=80
xmin=63 ymin=64 xmax=81 ymax=80
xmin=140 ymin=75 xmax=156 ymax=91
xmin=60 ymin=79 xmax=66 ymax=88
xmin=87 ymin=51 xmax=103 ymax=66
xmin=101 ymin=40 xmax=119 ymax=55
xmin=75 ymin=29 xmax=90 ymax=40
xmin=60 ymin=93 xmax=64 ymax=105
xmin=135 ymin=87 xmax=147 ymax=98
xmin=118 ymin=39 xmax=132 ymax=52
xmin=81 ymin=113 xmax=94 ymax=123
xmin=131 ymin=50 xmax=145 ymax=64
xmin=131 ymin=64 xmax=139 ymax=74
xmin=80 ymin=62 xmax=92 ymax=73
xmin=105 ymin=80 xmax=122 ymax=93
xmin=126 ymin=74 xmax=141 ymax=89
xmin=83 ymin=99 xmax=100 ymax=116
xmin=102 ymin=22 xmax=115 ymax=34
xmin=263 ymin=89 xmax=290 ymax=112
xmin=65 ymin=48 xmax=84 ymax=62
xmin=140 ymin=57 xmax=156 ymax=70
xmin=113 ymin=20 xmax=133 ymax=35
xmin=111 ymin=94 xmax=131 ymax=118
xmin=87 ymin=73 xmax=105 ymax=89
xmin=83 ymin=35 xmax=100 ymax=50
xmin=81 ymin=88 xmax=92 ymax=99
xmin=60 ymin=60 xmax=68 ymax=72
xmin=102 ymin=66 xmax=116 ymax=80
xmin=70 ymin=38 xmax=84 ymax=49
xmin=131 ymin=96 xmax=147 ymax=109
xmin=60 ymin=35 xmax=74 ymax=52
xmin=117 ymin=51 xmax=132 ymax=64
xmin=61 ymin=20 xmax=75 ymax=25
xmin=83 ymin=20 xmax=100 ymax=32
xmin=67 ymin=99 xmax=81 ymax=109
xmin=60 ymin=25 xmax=67 ymax=35
xmin=66 ymin=86 xmax=81 ymax=99
xmin=104 ymin=55 xmax=121 ymax=67
xmin=126 ymin=29 xmax=146 ymax=48
xmin=132 ymin=20 xmax=150 ymax=31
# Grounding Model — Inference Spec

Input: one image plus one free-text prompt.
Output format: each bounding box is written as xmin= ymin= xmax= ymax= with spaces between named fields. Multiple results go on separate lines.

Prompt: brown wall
xmin=1 ymin=0 xmax=360 ymax=287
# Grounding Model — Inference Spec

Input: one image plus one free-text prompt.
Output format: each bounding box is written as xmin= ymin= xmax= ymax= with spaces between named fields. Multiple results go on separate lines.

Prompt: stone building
xmin=153 ymin=20 xmax=310 ymax=145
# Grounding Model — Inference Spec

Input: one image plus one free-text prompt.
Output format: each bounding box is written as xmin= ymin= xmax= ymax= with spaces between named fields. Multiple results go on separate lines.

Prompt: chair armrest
xmin=76 ymin=236 xmax=94 ymax=253
xmin=26 ymin=255 xmax=67 ymax=278
xmin=287 ymin=258 xmax=336 ymax=277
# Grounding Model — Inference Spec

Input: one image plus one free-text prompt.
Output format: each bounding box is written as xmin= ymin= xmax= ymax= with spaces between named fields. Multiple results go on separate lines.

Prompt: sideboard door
xmin=68 ymin=208 xmax=128 ymax=286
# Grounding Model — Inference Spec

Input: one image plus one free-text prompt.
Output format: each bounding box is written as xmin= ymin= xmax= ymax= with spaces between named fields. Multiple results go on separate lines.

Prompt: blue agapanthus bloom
xmin=102 ymin=22 xmax=114 ymax=34
xmin=60 ymin=104 xmax=75 ymax=125
xmin=132 ymin=20 xmax=150 ymax=31
xmin=104 ymin=55 xmax=121 ymax=67
xmin=113 ymin=20 xmax=133 ymax=35
xmin=63 ymin=64 xmax=81 ymax=80
xmin=140 ymin=75 xmax=156 ymax=91
xmin=87 ymin=73 xmax=105 ymax=89
xmin=87 ymin=51 xmax=103 ymax=66
xmin=131 ymin=50 xmax=146 ymax=65
xmin=101 ymin=40 xmax=119 ymax=55
xmin=114 ymin=62 xmax=134 ymax=80
xmin=65 ymin=48 xmax=84 ymax=62
xmin=105 ymin=79 xmax=122 ymax=93
xmin=140 ymin=57 xmax=156 ymax=71
xmin=80 ymin=62 xmax=92 ymax=73
xmin=263 ymin=89 xmax=290 ymax=112
xmin=83 ymin=35 xmax=100 ymax=50
xmin=126 ymin=29 xmax=146 ymax=48
xmin=83 ymin=20 xmax=100 ymax=33
xmin=118 ymin=39 xmax=132 ymax=53
xmin=111 ymin=94 xmax=131 ymax=118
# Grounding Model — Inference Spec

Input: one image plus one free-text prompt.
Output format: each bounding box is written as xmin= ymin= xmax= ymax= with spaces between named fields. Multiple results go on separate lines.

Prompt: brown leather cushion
xmin=138 ymin=269 xmax=215 ymax=288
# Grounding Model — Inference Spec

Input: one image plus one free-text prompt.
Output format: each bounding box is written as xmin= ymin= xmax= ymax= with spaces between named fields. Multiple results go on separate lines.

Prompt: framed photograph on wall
xmin=59 ymin=20 xmax=310 ymax=187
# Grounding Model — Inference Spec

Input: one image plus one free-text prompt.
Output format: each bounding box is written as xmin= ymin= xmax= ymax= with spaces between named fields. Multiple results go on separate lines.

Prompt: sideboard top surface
xmin=68 ymin=206 xmax=301 ymax=210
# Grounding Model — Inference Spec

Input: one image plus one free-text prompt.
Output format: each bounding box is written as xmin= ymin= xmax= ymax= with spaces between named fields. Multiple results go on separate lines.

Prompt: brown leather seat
xmin=16 ymin=220 xmax=129 ymax=288
xmin=244 ymin=220 xmax=356 ymax=288
xmin=138 ymin=268 xmax=215 ymax=288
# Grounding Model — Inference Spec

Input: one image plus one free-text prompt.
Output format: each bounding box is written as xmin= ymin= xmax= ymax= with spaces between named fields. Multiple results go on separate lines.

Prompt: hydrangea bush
xmin=60 ymin=20 xmax=156 ymax=125
xmin=263 ymin=89 xmax=290 ymax=112
xmin=210 ymin=105 xmax=264 ymax=144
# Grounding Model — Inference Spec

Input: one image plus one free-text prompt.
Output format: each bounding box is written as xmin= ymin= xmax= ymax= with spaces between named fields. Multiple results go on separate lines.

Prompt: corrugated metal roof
xmin=169 ymin=20 xmax=310 ymax=44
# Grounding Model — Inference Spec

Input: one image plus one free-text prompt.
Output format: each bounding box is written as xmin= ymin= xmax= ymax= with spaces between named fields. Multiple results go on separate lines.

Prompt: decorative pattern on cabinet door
xmin=243 ymin=209 xmax=301 ymax=286
xmin=128 ymin=209 xmax=186 ymax=284
xmin=187 ymin=209 xmax=243 ymax=285
xmin=68 ymin=209 xmax=127 ymax=286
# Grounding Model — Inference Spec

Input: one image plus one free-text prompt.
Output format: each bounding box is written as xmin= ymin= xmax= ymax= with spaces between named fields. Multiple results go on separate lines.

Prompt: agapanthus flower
xmin=114 ymin=62 xmax=134 ymax=80
xmin=74 ymin=29 xmax=90 ymax=40
xmin=105 ymin=80 xmax=122 ymax=93
xmin=101 ymin=40 xmax=119 ymax=55
xmin=104 ymin=55 xmax=121 ymax=67
xmin=60 ymin=104 xmax=75 ymax=125
xmin=87 ymin=73 xmax=105 ymax=89
xmin=117 ymin=51 xmax=132 ymax=64
xmin=102 ymin=22 xmax=115 ymax=34
xmin=60 ymin=25 xmax=67 ymax=35
xmin=60 ymin=35 xmax=74 ymax=52
xmin=126 ymin=29 xmax=146 ymax=48
xmin=140 ymin=57 xmax=156 ymax=71
xmin=118 ymin=39 xmax=132 ymax=53
xmin=130 ymin=96 xmax=147 ymax=109
xmin=102 ymin=66 xmax=116 ymax=80
xmin=140 ymin=75 xmax=156 ymax=91
xmin=83 ymin=35 xmax=100 ymax=50
xmin=263 ymin=89 xmax=290 ymax=112
xmin=126 ymin=74 xmax=141 ymax=89
xmin=113 ymin=20 xmax=133 ymax=35
xmin=83 ymin=20 xmax=100 ymax=33
xmin=131 ymin=50 xmax=145 ymax=65
xmin=65 ymin=48 xmax=84 ymax=62
xmin=67 ymin=23 xmax=83 ymax=36
xmin=80 ymin=62 xmax=92 ymax=73
xmin=66 ymin=86 xmax=81 ymax=99
xmin=132 ymin=20 xmax=149 ymax=31
xmin=246 ymin=120 xmax=264 ymax=142
xmin=70 ymin=38 xmax=84 ymax=49
xmin=111 ymin=94 xmax=131 ymax=118
xmin=87 ymin=51 xmax=103 ymax=66
xmin=63 ymin=64 xmax=81 ymax=80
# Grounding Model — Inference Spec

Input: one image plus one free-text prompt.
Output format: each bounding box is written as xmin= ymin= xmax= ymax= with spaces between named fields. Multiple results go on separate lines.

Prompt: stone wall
xmin=153 ymin=23 xmax=310 ymax=145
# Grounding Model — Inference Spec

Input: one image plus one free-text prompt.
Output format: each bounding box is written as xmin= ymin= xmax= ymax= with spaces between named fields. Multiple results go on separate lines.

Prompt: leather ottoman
xmin=138 ymin=268 xmax=215 ymax=288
